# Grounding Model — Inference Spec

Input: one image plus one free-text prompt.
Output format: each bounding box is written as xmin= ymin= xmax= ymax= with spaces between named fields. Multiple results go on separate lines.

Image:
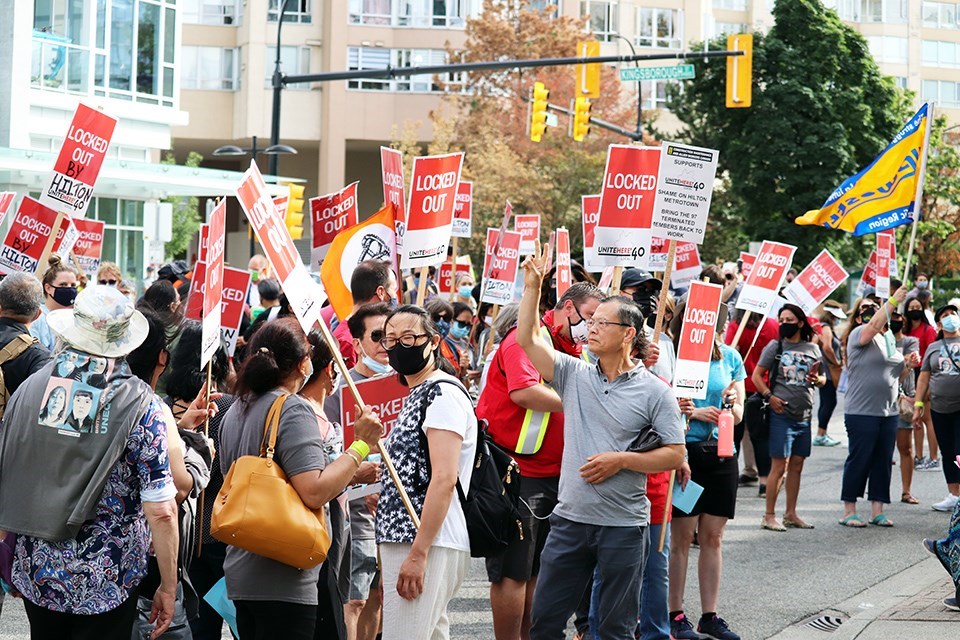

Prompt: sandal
xmin=838 ymin=514 xmax=867 ymax=528
xmin=901 ymin=493 xmax=920 ymax=505
xmin=783 ymin=516 xmax=815 ymax=529
xmin=761 ymin=517 xmax=786 ymax=532
xmin=869 ymin=514 xmax=894 ymax=527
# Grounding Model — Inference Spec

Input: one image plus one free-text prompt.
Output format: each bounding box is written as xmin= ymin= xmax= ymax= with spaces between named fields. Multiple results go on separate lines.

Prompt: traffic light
xmin=283 ymin=182 xmax=305 ymax=240
xmin=576 ymin=40 xmax=601 ymax=99
xmin=530 ymin=81 xmax=550 ymax=143
xmin=726 ymin=34 xmax=753 ymax=108
xmin=572 ymin=97 xmax=591 ymax=142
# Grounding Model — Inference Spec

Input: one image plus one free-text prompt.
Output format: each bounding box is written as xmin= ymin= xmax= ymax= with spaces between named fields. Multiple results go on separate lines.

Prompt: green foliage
xmin=163 ymin=151 xmax=203 ymax=259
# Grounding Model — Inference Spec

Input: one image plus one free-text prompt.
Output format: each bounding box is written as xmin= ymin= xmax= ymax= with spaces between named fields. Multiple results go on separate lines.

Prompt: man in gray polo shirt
xmin=516 ymin=243 xmax=686 ymax=640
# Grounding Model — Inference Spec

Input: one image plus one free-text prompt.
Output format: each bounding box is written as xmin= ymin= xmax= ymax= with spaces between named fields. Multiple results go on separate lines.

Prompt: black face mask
xmin=779 ymin=323 xmax=800 ymax=339
xmin=906 ymin=309 xmax=924 ymax=322
xmin=890 ymin=320 xmax=904 ymax=334
xmin=50 ymin=286 xmax=78 ymax=307
xmin=387 ymin=342 xmax=433 ymax=378
xmin=631 ymin=291 xmax=657 ymax=320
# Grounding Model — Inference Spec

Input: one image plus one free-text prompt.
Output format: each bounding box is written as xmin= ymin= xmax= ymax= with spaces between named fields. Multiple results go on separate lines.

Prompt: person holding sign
xmin=669 ymin=331 xmax=746 ymax=640
xmin=515 ymin=243 xmax=685 ymax=640
xmin=751 ymin=304 xmax=824 ymax=532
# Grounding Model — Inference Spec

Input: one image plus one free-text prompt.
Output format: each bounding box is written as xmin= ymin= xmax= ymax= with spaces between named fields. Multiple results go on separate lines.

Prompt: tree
xmin=911 ymin=119 xmax=960 ymax=278
xmin=660 ymin=0 xmax=912 ymax=267
xmin=162 ymin=151 xmax=204 ymax=259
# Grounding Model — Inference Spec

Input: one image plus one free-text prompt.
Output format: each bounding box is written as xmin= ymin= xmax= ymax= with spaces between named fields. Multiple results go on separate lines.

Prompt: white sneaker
xmin=931 ymin=494 xmax=959 ymax=512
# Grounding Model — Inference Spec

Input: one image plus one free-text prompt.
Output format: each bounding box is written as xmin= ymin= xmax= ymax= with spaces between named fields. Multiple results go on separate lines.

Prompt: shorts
xmin=485 ymin=475 xmax=558 ymax=583
xmin=349 ymin=537 xmax=380 ymax=601
xmin=898 ymin=419 xmax=913 ymax=430
xmin=674 ymin=441 xmax=738 ymax=520
xmin=768 ymin=413 xmax=812 ymax=458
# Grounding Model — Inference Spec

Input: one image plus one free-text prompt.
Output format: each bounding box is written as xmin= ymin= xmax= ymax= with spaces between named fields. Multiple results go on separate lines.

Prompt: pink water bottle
xmin=717 ymin=402 xmax=734 ymax=458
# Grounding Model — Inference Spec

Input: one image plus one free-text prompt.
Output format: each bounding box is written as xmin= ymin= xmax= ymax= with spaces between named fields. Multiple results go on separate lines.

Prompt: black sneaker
xmin=670 ymin=613 xmax=704 ymax=639
xmin=738 ymin=474 xmax=758 ymax=486
xmin=698 ymin=615 xmax=740 ymax=640
xmin=758 ymin=484 xmax=766 ymax=497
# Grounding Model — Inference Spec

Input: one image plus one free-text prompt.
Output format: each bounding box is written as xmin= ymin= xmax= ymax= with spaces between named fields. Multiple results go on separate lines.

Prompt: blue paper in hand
xmin=672 ymin=479 xmax=704 ymax=514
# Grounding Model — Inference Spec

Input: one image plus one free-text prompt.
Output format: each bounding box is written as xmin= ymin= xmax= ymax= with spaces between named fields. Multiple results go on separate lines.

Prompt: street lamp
xmin=609 ymin=33 xmax=643 ymax=140
xmin=269 ymin=0 xmax=293 ymax=177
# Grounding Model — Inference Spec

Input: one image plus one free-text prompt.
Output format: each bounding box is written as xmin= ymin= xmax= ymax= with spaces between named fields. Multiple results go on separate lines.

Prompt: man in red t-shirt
xmin=331 ymin=260 xmax=398 ymax=368
xmin=476 ymin=282 xmax=604 ymax=640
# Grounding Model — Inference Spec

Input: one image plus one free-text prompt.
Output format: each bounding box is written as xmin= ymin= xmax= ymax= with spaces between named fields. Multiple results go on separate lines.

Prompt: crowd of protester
xmin=0 ymin=247 xmax=956 ymax=640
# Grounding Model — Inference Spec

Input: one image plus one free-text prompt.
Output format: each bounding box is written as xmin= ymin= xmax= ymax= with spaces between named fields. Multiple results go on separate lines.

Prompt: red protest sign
xmin=310 ymin=182 xmax=359 ymax=271
xmin=857 ymin=250 xmax=878 ymax=296
xmin=402 ymin=152 xmax=464 ymax=269
xmin=0 ymin=192 xmax=15 ymax=224
xmin=201 ymin=200 xmax=226 ymax=367
xmin=0 ymin=197 xmax=60 ymax=275
xmin=556 ymin=228 xmax=571 ymax=299
xmin=51 ymin=215 xmax=79 ymax=259
xmin=735 ymin=241 xmax=796 ymax=314
xmin=236 ymin=160 xmax=323 ymax=332
xmin=381 ymin=146 xmax=406 ymax=230
xmin=452 ymin=181 xmax=473 ymax=238
xmin=581 ymin=194 xmax=602 ymax=272
xmin=876 ymin=232 xmax=893 ymax=298
xmin=40 ymin=104 xmax=117 ymax=217
xmin=675 ymin=282 xmax=724 ymax=399
xmin=595 ymin=145 xmax=660 ymax=268
xmin=514 ymin=214 xmax=541 ymax=255
xmin=221 ymin=267 xmax=252 ymax=356
xmin=880 ymin=229 xmax=898 ymax=277
xmin=671 ymin=242 xmax=702 ymax=290
xmin=439 ymin=260 xmax=471 ymax=294
xmin=739 ymin=252 xmax=756 ymax=278
xmin=784 ymin=250 xmax=848 ymax=314
xmin=648 ymin=237 xmax=669 ymax=271
xmin=481 ymin=228 xmax=523 ymax=305
xmin=341 ymin=375 xmax=409 ymax=444
xmin=71 ymin=218 xmax=105 ymax=278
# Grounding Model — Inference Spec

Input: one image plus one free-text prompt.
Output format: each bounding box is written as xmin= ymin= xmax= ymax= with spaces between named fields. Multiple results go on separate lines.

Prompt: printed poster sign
xmin=784 ymin=250 xmax=848 ymax=314
xmin=674 ymin=281 xmax=724 ymax=399
xmin=201 ymin=200 xmax=226 ymax=368
xmin=235 ymin=160 xmax=324 ymax=332
xmin=439 ymin=259 xmax=472 ymax=296
xmin=311 ymin=182 xmax=359 ymax=271
xmin=451 ymin=181 xmax=473 ymax=238
xmin=0 ymin=197 xmax=60 ymax=275
xmin=186 ymin=264 xmax=251 ymax=358
xmin=341 ymin=374 xmax=409 ymax=444
xmin=381 ymin=147 xmax=406 ymax=248
xmin=401 ymin=152 xmax=464 ymax=269
xmin=735 ymin=241 xmax=796 ymax=314
xmin=51 ymin=216 xmax=80 ymax=259
xmin=856 ymin=250 xmax=878 ymax=297
xmin=671 ymin=242 xmax=702 ymax=290
xmin=480 ymin=228 xmax=522 ymax=306
xmin=581 ymin=195 xmax=602 ymax=272
xmin=39 ymin=104 xmax=117 ymax=218
xmin=739 ymin=252 xmax=756 ymax=279
xmin=648 ymin=237 xmax=669 ymax=272
xmin=595 ymin=145 xmax=660 ymax=268
xmin=0 ymin=192 xmax=15 ymax=225
xmin=555 ymin=228 xmax=571 ymax=299
xmin=651 ymin=141 xmax=719 ymax=244
xmin=879 ymin=228 xmax=898 ymax=279
xmin=514 ymin=214 xmax=541 ymax=255
xmin=71 ymin=218 xmax=105 ymax=278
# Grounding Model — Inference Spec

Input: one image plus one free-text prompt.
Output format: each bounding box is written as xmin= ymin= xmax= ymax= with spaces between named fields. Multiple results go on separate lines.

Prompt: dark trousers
xmin=235 ymin=600 xmax=317 ymax=640
xmin=931 ymin=410 xmax=960 ymax=485
xmin=530 ymin=515 xmax=647 ymax=640
xmin=818 ymin=379 xmax=838 ymax=431
xmin=841 ymin=414 xmax=898 ymax=504
xmin=744 ymin=394 xmax=771 ymax=477
xmin=24 ymin=592 xmax=139 ymax=640
xmin=188 ymin=540 xmax=230 ymax=640
xmin=315 ymin=561 xmax=346 ymax=640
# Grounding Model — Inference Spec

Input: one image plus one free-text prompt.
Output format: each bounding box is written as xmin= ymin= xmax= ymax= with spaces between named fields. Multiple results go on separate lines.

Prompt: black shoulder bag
xmin=746 ymin=339 xmax=783 ymax=441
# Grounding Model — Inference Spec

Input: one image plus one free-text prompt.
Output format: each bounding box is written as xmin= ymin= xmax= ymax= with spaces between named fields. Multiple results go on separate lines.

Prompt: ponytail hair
xmin=235 ymin=317 xmax=309 ymax=401
xmin=41 ymin=254 xmax=78 ymax=290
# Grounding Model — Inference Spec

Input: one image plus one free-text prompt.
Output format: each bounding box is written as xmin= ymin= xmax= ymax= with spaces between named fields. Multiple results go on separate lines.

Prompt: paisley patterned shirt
xmin=12 ymin=398 xmax=175 ymax=614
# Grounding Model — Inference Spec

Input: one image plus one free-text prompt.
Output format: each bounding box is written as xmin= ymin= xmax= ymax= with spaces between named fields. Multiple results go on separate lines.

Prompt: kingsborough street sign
xmin=620 ymin=64 xmax=696 ymax=82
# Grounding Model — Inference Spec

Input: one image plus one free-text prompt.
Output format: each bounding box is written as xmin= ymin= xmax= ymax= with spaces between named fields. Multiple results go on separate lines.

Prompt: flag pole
xmin=901 ymin=102 xmax=934 ymax=295
xmin=654 ymin=239 xmax=677 ymax=553
xmin=449 ymin=237 xmax=459 ymax=301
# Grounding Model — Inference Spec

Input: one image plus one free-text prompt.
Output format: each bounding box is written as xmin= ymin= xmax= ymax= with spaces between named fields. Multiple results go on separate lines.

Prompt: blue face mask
xmin=436 ymin=318 xmax=450 ymax=338
xmin=359 ymin=345 xmax=392 ymax=375
xmin=459 ymin=285 xmax=473 ymax=299
xmin=942 ymin=314 xmax=960 ymax=334
xmin=450 ymin=324 xmax=470 ymax=340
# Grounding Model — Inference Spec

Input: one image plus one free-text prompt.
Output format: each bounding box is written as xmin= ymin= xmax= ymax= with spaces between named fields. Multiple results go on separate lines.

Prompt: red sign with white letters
xmin=341 ymin=375 xmax=409 ymax=444
xmin=556 ymin=228 xmax=571 ymax=299
xmin=0 ymin=192 xmax=15 ymax=225
xmin=439 ymin=260 xmax=472 ymax=295
xmin=784 ymin=250 xmax=848 ymax=314
xmin=71 ymin=218 xmax=105 ymax=278
xmin=452 ymin=181 xmax=473 ymax=238
xmin=0 ymin=197 xmax=61 ymax=275
xmin=675 ymin=281 xmax=724 ymax=399
xmin=481 ymin=228 xmax=523 ymax=306
xmin=310 ymin=182 xmax=359 ymax=270
xmin=739 ymin=252 xmax=756 ymax=278
xmin=514 ymin=214 xmax=541 ymax=254
xmin=201 ymin=200 xmax=226 ymax=367
xmin=736 ymin=241 xmax=796 ymax=314
xmin=595 ymin=145 xmax=660 ymax=267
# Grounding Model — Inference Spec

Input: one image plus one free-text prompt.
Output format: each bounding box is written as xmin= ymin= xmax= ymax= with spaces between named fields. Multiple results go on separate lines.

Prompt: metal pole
xmin=249 ymin=136 xmax=258 ymax=258
xmin=268 ymin=0 xmax=290 ymax=178
xmin=611 ymin=34 xmax=642 ymax=140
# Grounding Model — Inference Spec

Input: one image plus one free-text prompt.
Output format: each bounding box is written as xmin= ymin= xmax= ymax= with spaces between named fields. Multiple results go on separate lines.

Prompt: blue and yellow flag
xmin=795 ymin=103 xmax=929 ymax=236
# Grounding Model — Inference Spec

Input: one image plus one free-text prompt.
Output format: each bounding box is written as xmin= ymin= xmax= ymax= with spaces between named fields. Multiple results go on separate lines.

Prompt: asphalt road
xmin=0 ymin=395 xmax=955 ymax=639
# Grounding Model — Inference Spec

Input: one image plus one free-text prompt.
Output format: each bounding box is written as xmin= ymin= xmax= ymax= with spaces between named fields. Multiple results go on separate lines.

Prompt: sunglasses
xmin=454 ymin=320 xmax=471 ymax=329
xmin=99 ymin=279 xmax=118 ymax=285
xmin=369 ymin=330 xmax=385 ymax=343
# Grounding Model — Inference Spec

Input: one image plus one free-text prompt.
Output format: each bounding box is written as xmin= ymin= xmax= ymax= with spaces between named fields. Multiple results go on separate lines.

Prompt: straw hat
xmin=47 ymin=285 xmax=149 ymax=358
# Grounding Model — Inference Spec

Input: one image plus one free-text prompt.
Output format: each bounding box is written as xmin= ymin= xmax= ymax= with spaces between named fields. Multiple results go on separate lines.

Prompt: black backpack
xmin=417 ymin=379 xmax=523 ymax=558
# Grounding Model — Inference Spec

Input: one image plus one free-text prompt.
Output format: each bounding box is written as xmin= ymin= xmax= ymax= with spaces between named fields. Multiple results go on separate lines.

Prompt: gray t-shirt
xmin=844 ymin=326 xmax=905 ymax=417
xmin=646 ymin=328 xmax=676 ymax=384
xmin=757 ymin=340 xmax=821 ymax=421
xmin=897 ymin=335 xmax=920 ymax=397
xmin=920 ymin=337 xmax=960 ymax=414
xmin=219 ymin=390 xmax=328 ymax=605
xmin=548 ymin=353 xmax=685 ymax=527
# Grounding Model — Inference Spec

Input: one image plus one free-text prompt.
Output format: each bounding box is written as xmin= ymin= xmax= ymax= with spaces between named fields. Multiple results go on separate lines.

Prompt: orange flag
xmin=320 ymin=203 xmax=398 ymax=321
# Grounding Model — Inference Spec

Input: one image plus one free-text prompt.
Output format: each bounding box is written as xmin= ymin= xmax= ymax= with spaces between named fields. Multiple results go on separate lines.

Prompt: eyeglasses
xmin=379 ymin=333 xmax=428 ymax=350
xmin=586 ymin=319 xmax=631 ymax=330
xmin=99 ymin=279 xmax=118 ymax=285
xmin=369 ymin=330 xmax=385 ymax=343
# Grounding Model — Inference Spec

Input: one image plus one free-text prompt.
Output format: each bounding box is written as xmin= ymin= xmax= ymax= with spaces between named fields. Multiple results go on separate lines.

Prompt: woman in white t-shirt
xmin=375 ymin=305 xmax=478 ymax=640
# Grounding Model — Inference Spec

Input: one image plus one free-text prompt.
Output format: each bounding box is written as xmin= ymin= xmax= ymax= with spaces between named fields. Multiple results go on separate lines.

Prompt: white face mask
xmin=299 ymin=358 xmax=314 ymax=392
xmin=568 ymin=307 xmax=589 ymax=345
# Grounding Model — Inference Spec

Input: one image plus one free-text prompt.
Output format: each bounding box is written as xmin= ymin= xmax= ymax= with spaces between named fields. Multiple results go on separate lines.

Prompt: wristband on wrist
xmin=914 ymin=400 xmax=925 ymax=408
xmin=763 ymin=391 xmax=772 ymax=400
xmin=349 ymin=440 xmax=371 ymax=460
xmin=344 ymin=449 xmax=362 ymax=467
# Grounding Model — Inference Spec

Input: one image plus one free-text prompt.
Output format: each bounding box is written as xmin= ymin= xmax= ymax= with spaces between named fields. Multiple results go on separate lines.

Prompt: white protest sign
xmin=651 ymin=141 xmax=719 ymax=245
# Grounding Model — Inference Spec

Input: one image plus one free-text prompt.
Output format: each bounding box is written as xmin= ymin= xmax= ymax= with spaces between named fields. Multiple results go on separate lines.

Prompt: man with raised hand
xmin=516 ymin=242 xmax=686 ymax=640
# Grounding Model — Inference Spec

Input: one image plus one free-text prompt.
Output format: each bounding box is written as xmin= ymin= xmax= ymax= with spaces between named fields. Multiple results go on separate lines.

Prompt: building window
xmin=923 ymin=79 xmax=960 ymax=107
xmin=923 ymin=1 xmax=959 ymax=28
xmin=830 ymin=0 xmax=861 ymax=21
xmin=714 ymin=21 xmax=747 ymax=36
xmin=348 ymin=0 xmax=481 ymax=27
xmin=265 ymin=46 xmax=311 ymax=89
xmin=923 ymin=40 xmax=960 ymax=67
xmin=347 ymin=47 xmax=467 ymax=93
xmin=636 ymin=8 xmax=681 ymax=49
xmin=88 ymin=198 xmax=146 ymax=285
xmin=267 ymin=0 xmax=311 ymax=23
xmin=894 ymin=76 xmax=907 ymax=89
xmin=581 ymin=1 xmax=618 ymax=42
xmin=862 ymin=0 xmax=907 ymax=22
xmin=713 ymin=0 xmax=747 ymax=10
xmin=865 ymin=35 xmax=908 ymax=64
xmin=641 ymin=79 xmax=677 ymax=109
xmin=31 ymin=0 xmax=177 ymax=107
xmin=181 ymin=0 xmax=240 ymax=25
xmin=182 ymin=46 xmax=238 ymax=89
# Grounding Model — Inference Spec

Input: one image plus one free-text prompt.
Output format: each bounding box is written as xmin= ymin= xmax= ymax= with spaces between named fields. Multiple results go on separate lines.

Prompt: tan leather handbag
xmin=211 ymin=394 xmax=330 ymax=569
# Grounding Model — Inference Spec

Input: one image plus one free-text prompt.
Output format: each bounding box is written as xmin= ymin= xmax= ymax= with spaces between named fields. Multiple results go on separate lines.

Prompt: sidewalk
xmin=770 ymin=556 xmax=958 ymax=639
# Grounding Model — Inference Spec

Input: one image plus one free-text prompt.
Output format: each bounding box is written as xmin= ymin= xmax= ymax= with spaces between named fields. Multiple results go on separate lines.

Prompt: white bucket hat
xmin=47 ymin=285 xmax=149 ymax=358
